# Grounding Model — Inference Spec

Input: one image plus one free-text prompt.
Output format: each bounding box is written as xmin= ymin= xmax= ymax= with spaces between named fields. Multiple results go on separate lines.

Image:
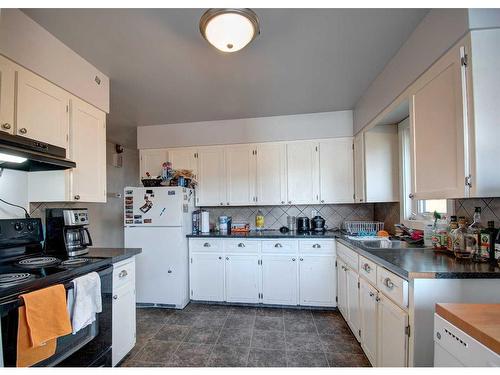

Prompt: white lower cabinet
xmin=112 ymin=258 xmax=136 ymax=367
xmin=359 ymin=277 xmax=378 ymax=365
xmin=337 ymin=258 xmax=348 ymax=316
xmin=299 ymin=255 xmax=336 ymax=307
xmin=225 ymin=254 xmax=260 ymax=303
xmin=188 ymin=238 xmax=336 ymax=308
xmin=261 ymin=255 xmax=298 ymax=305
xmin=190 ymin=252 xmax=225 ymax=301
xmin=377 ymin=293 xmax=408 ymax=367
xmin=346 ymin=267 xmax=361 ymax=340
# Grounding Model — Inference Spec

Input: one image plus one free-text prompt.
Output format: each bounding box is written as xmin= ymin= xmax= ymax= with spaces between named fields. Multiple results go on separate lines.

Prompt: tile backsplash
xmin=455 ymin=198 xmax=500 ymax=224
xmin=201 ymin=204 xmax=374 ymax=231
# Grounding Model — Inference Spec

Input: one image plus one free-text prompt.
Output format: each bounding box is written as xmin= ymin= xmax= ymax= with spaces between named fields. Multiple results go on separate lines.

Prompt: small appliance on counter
xmin=296 ymin=217 xmax=310 ymax=233
xmin=45 ymin=208 xmax=93 ymax=257
xmin=311 ymin=215 xmax=327 ymax=232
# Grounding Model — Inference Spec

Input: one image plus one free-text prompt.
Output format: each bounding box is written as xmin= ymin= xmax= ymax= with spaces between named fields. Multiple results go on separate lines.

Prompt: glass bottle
xmin=447 ymin=216 xmax=458 ymax=251
xmin=468 ymin=207 xmax=483 ymax=261
xmin=255 ymin=210 xmax=264 ymax=231
xmin=479 ymin=221 xmax=497 ymax=262
xmin=453 ymin=216 xmax=470 ymax=259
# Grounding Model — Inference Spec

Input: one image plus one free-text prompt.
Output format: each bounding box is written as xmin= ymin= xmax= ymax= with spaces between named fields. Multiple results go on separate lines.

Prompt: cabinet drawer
xmin=262 ymin=239 xmax=298 ymax=253
xmin=113 ymin=258 xmax=135 ymax=290
xmin=189 ymin=239 xmax=222 ymax=252
xmin=358 ymin=255 xmax=377 ymax=285
xmin=376 ymin=267 xmax=408 ymax=308
xmin=223 ymin=239 xmax=260 ymax=253
xmin=336 ymin=242 xmax=358 ymax=271
xmin=299 ymin=239 xmax=335 ymax=254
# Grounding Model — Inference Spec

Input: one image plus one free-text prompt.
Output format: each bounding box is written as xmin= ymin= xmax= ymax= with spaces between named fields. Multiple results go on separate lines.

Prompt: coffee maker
xmin=45 ymin=208 xmax=93 ymax=257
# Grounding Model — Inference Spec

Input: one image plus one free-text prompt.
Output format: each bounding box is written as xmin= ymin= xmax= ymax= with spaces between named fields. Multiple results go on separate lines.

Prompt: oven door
xmin=0 ymin=265 xmax=112 ymax=367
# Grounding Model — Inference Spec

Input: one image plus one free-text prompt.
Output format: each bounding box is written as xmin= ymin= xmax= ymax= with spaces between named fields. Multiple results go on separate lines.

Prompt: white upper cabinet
xmin=256 ymin=143 xmax=287 ymax=205
xmin=286 ymin=141 xmax=320 ymax=205
xmin=364 ymin=125 xmax=399 ymax=202
xmin=353 ymin=133 xmax=365 ymax=203
xmin=197 ymin=146 xmax=226 ymax=206
xmin=16 ymin=68 xmax=69 ymax=149
xmin=168 ymin=147 xmax=198 ymax=179
xmin=410 ymin=41 xmax=466 ymax=200
xmin=70 ymin=97 xmax=107 ymax=202
xmin=319 ymin=138 xmax=354 ymax=204
xmin=0 ymin=56 xmax=15 ymax=134
xmin=139 ymin=149 xmax=168 ymax=179
xmin=225 ymin=144 xmax=256 ymax=206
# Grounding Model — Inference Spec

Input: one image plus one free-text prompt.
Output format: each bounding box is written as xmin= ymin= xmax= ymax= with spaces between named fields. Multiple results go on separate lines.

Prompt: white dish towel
xmin=66 ymin=272 xmax=102 ymax=334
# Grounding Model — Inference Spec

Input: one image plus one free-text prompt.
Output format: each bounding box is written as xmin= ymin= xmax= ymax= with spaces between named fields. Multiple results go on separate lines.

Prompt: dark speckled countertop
xmin=86 ymin=247 xmax=141 ymax=263
xmin=187 ymin=230 xmax=500 ymax=280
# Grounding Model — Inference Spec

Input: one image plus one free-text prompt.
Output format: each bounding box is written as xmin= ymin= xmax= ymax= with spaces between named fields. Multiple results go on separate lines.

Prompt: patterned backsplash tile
xmin=455 ymin=198 xmax=500 ymax=224
xmin=201 ymin=204 xmax=374 ymax=231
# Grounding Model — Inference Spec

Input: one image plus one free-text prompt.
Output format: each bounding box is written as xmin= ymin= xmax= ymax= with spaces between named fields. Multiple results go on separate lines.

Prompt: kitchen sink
xmin=361 ymin=239 xmax=421 ymax=249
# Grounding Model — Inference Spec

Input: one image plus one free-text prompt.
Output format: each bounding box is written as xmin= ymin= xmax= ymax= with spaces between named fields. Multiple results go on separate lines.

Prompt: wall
xmin=29 ymin=142 xmax=139 ymax=248
xmin=455 ymin=198 xmax=500 ymax=225
xmin=374 ymin=202 xmax=400 ymax=235
xmin=0 ymin=9 xmax=109 ymax=113
xmin=353 ymin=9 xmax=469 ymax=133
xmin=137 ymin=110 xmax=353 ymax=149
xmin=201 ymin=203 xmax=373 ymax=232
xmin=0 ymin=169 xmax=29 ymax=219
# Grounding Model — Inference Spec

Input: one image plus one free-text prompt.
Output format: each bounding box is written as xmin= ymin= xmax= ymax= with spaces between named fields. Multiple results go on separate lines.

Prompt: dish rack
xmin=343 ymin=221 xmax=384 ymax=236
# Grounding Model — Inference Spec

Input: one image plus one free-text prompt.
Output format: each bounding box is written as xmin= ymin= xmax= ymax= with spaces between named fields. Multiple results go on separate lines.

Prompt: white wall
xmin=353 ymin=9 xmax=469 ymax=133
xmin=137 ymin=110 xmax=353 ymax=149
xmin=0 ymin=9 xmax=109 ymax=113
xmin=0 ymin=169 xmax=28 ymax=219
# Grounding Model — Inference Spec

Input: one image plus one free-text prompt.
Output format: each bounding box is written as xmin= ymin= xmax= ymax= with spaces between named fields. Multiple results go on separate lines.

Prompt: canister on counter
xmin=219 ymin=216 xmax=231 ymax=234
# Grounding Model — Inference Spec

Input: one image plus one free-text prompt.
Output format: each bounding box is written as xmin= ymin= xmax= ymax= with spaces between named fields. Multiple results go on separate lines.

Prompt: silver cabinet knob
xmin=274 ymin=243 xmax=283 ymax=248
xmin=375 ymin=296 xmax=381 ymax=302
xmin=281 ymin=201 xmax=285 ymax=204
xmin=113 ymin=295 xmax=118 ymax=300
xmin=408 ymin=193 xmax=415 ymax=199
xmin=312 ymin=244 xmax=321 ymax=249
xmin=369 ymin=291 xmax=374 ymax=297
xmin=118 ymin=270 xmax=128 ymax=278
xmin=299 ymin=258 xmax=304 ymax=261
xmin=203 ymin=242 xmax=211 ymax=247
xmin=18 ymin=127 xmax=27 ymax=134
xmin=226 ymin=202 xmax=230 ymax=205
xmin=167 ymin=270 xmax=172 ymax=274
xmin=220 ymin=202 xmax=224 ymax=206
xmin=74 ymin=195 xmax=81 ymax=200
xmin=218 ymin=256 xmax=222 ymax=260
xmin=288 ymin=201 xmax=292 ymax=204
xmin=238 ymin=243 xmax=245 ymax=248
xmin=226 ymin=256 xmax=229 ymax=260
xmin=384 ymin=278 xmax=394 ymax=289
xmin=1 ymin=123 xmax=11 ymax=130
xmin=321 ymin=200 xmax=325 ymax=203
xmin=292 ymin=258 xmax=296 ymax=261
xmin=363 ymin=263 xmax=371 ymax=273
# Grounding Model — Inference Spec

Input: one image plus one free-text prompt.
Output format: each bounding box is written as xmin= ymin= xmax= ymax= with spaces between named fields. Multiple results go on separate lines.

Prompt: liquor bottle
xmin=480 ymin=221 xmax=498 ymax=262
xmin=453 ymin=216 xmax=470 ymax=259
xmin=447 ymin=215 xmax=458 ymax=251
xmin=467 ymin=207 xmax=483 ymax=261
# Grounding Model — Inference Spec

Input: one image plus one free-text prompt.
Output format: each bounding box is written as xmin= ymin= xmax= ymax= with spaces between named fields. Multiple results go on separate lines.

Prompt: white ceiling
xmin=23 ymin=8 xmax=428 ymax=147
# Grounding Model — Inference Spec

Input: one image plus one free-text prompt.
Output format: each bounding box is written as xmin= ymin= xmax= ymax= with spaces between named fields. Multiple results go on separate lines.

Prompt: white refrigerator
xmin=124 ymin=186 xmax=195 ymax=308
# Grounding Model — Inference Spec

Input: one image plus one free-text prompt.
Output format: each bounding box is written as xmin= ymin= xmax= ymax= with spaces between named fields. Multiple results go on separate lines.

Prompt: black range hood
xmin=0 ymin=131 xmax=76 ymax=171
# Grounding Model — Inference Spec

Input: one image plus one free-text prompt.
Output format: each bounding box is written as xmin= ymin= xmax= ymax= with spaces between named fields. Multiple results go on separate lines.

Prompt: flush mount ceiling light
xmin=199 ymin=8 xmax=260 ymax=53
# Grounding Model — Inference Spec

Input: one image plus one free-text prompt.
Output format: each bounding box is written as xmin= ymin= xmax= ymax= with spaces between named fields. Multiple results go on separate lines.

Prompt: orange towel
xmin=17 ymin=284 xmax=72 ymax=367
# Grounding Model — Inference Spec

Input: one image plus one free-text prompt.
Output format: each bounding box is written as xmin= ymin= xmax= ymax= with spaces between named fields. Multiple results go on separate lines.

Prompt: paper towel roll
xmin=201 ymin=211 xmax=210 ymax=233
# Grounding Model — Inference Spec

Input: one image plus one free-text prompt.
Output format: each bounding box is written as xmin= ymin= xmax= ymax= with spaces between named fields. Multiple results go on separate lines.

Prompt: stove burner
xmin=60 ymin=258 xmax=91 ymax=267
xmin=17 ymin=257 xmax=60 ymax=268
xmin=0 ymin=273 xmax=32 ymax=286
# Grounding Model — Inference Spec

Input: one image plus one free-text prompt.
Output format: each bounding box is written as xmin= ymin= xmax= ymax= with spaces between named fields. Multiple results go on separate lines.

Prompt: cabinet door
xmin=139 ymin=149 xmax=168 ymax=179
xmin=169 ymin=147 xmax=198 ymax=179
xmin=359 ymin=278 xmax=378 ymax=366
xmin=16 ymin=68 xmax=69 ymax=148
xmin=364 ymin=125 xmax=399 ymax=202
xmin=190 ymin=253 xmax=225 ymax=301
xmin=286 ymin=141 xmax=319 ymax=204
xmin=256 ymin=143 xmax=287 ymax=205
xmin=261 ymin=255 xmax=298 ymax=305
xmin=319 ymin=138 xmax=354 ymax=203
xmin=225 ymin=254 xmax=260 ymax=303
xmin=197 ymin=146 xmax=226 ymax=206
xmin=112 ymin=283 xmax=136 ymax=366
xmin=346 ymin=267 xmax=361 ymax=340
xmin=353 ymin=133 xmax=365 ymax=203
xmin=410 ymin=43 xmax=467 ymax=199
xmin=298 ymin=255 xmax=336 ymax=307
xmin=377 ymin=294 xmax=408 ymax=367
xmin=70 ymin=98 xmax=106 ymax=202
xmin=225 ymin=144 xmax=256 ymax=206
xmin=337 ymin=259 xmax=348 ymax=317
xmin=0 ymin=56 xmax=15 ymax=134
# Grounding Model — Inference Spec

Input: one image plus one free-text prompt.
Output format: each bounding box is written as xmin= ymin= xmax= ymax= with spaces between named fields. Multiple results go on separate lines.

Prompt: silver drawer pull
xmin=119 ymin=270 xmax=128 ymax=278
xmin=203 ymin=242 xmax=211 ymax=247
xmin=274 ymin=243 xmax=283 ymax=248
xmin=238 ymin=243 xmax=245 ymax=248
xmin=384 ymin=277 xmax=394 ymax=289
xmin=18 ymin=127 xmax=27 ymax=134
xmin=1 ymin=123 xmax=11 ymax=130
xmin=363 ymin=263 xmax=371 ymax=273
xmin=312 ymin=244 xmax=321 ymax=248
xmin=113 ymin=295 xmax=118 ymax=300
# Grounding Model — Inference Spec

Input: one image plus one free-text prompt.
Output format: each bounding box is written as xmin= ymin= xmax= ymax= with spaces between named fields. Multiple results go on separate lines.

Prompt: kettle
xmin=311 ymin=215 xmax=327 ymax=232
xmin=296 ymin=217 xmax=310 ymax=233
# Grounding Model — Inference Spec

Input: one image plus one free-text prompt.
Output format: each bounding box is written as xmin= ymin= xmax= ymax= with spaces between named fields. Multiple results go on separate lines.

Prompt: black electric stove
xmin=0 ymin=218 xmax=113 ymax=367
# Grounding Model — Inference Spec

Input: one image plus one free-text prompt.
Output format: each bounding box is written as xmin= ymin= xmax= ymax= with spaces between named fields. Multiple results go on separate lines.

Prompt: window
xmin=398 ymin=117 xmax=452 ymax=227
